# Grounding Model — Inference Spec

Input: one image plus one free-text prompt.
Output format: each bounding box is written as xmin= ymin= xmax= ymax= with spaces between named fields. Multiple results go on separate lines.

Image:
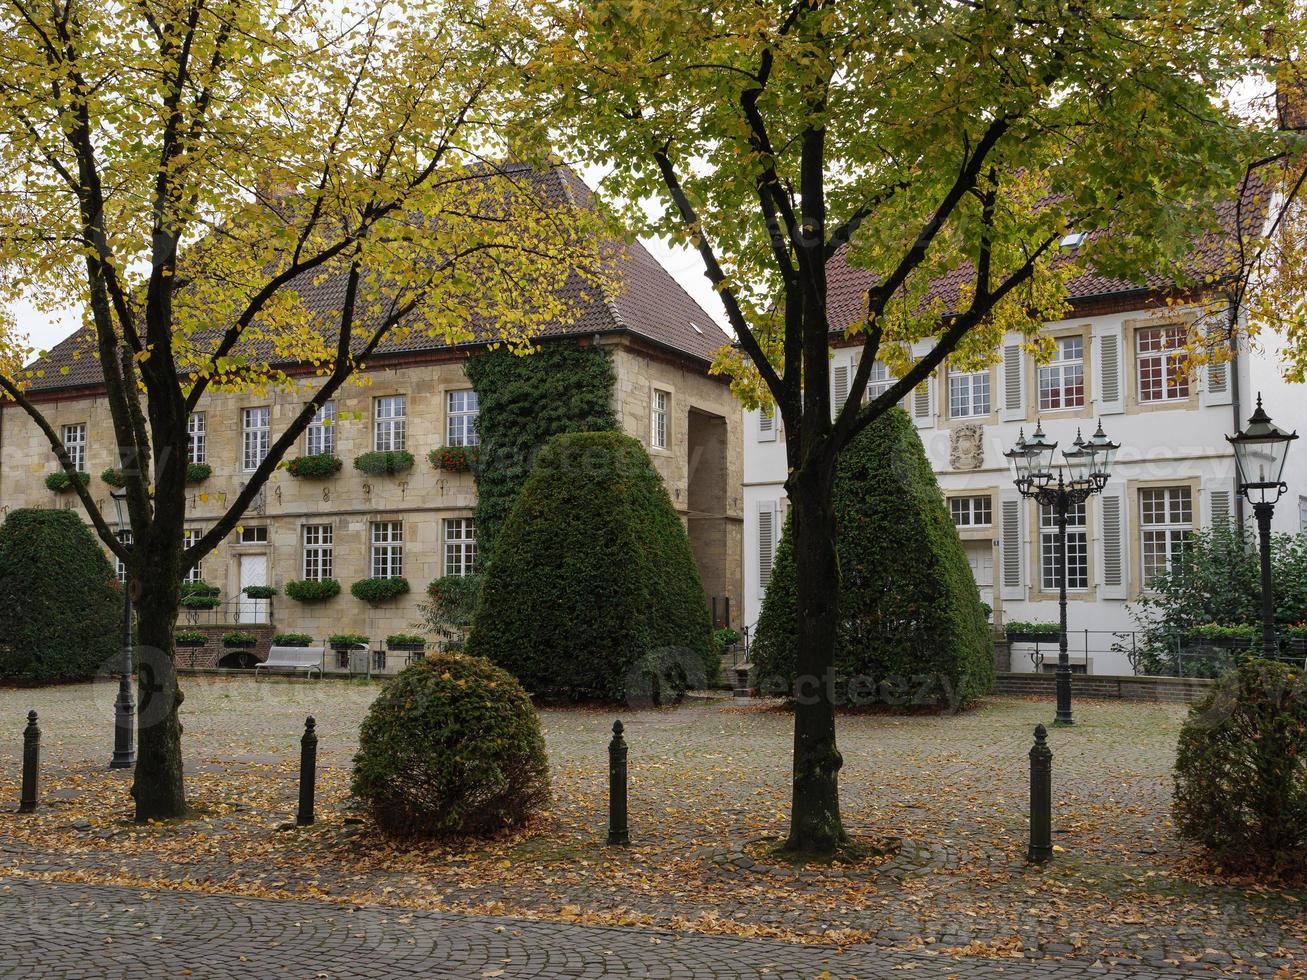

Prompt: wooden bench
xmin=254 ymin=646 xmax=324 ymax=680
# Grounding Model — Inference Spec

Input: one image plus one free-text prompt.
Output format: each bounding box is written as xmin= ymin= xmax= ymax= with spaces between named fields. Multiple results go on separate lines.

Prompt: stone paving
xmin=0 ymin=877 xmax=1232 ymax=979
xmin=0 ymin=678 xmax=1304 ymax=976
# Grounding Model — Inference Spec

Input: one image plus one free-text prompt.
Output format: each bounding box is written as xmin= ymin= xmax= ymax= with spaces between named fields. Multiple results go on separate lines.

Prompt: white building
xmin=744 ymin=242 xmax=1307 ymax=677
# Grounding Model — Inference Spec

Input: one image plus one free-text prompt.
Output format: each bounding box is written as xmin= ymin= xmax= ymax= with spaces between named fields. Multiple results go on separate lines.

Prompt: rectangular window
xmin=238 ymin=526 xmax=268 ymax=544
xmin=242 ymin=407 xmax=270 ymax=471
xmin=303 ymin=524 xmax=333 ymax=581
xmin=62 ymin=423 xmax=86 ymax=471
xmin=446 ymin=390 xmax=480 ymax=447
xmin=867 ymin=361 xmax=896 ymax=402
xmin=1140 ymin=486 xmax=1193 ymax=586
xmin=187 ymin=413 xmax=206 ymax=465
xmin=115 ymin=530 xmax=132 ymax=584
xmin=948 ymin=370 xmax=990 ymax=418
xmin=374 ymin=395 xmax=406 ymax=452
xmin=443 ymin=518 xmax=477 ymax=577
xmin=1136 ymin=325 xmax=1191 ymax=403
xmin=305 ymin=401 xmax=336 ymax=456
xmin=182 ymin=528 xmax=202 ymax=585
xmin=1038 ymin=336 xmax=1086 ymax=411
xmin=370 ymin=521 xmax=403 ymax=579
xmin=1040 ymin=501 xmax=1088 ymax=591
xmin=651 ymin=389 xmax=669 ymax=449
xmin=949 ymin=495 xmax=994 ymax=528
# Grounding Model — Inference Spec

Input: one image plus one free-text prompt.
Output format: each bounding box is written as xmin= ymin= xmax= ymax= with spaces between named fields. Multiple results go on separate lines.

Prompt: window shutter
xmin=912 ymin=376 xmax=935 ymax=428
xmin=1209 ymin=487 xmax=1232 ymax=527
xmin=757 ymin=503 xmax=777 ymax=596
xmin=1000 ymin=343 xmax=1024 ymax=421
xmin=831 ymin=363 xmax=850 ymax=420
xmin=999 ymin=490 xmax=1025 ymax=600
xmin=1206 ymin=325 xmax=1232 ymax=405
xmin=757 ymin=407 xmax=776 ymax=442
xmin=1096 ymin=325 xmax=1125 ymax=415
xmin=1099 ymin=488 xmax=1127 ymax=599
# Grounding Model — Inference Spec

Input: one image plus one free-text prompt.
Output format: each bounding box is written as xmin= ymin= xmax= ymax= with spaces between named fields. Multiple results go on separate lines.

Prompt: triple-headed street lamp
xmin=1005 ymin=421 xmax=1120 ymax=727
xmin=109 ymin=488 xmax=136 ymax=770
xmin=1227 ymin=395 xmax=1298 ymax=660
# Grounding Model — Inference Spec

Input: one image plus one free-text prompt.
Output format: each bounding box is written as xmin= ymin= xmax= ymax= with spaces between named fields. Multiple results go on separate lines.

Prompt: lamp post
xmin=1005 ymin=420 xmax=1119 ymax=726
xmin=109 ymin=488 xmax=136 ymax=770
xmin=1227 ymin=395 xmax=1298 ymax=660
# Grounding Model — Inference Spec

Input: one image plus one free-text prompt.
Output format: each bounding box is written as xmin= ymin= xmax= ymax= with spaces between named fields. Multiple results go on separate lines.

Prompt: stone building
xmin=0 ymin=173 xmax=743 ymax=668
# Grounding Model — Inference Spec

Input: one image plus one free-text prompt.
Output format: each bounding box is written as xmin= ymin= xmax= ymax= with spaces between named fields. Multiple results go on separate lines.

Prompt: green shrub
xmin=751 ymin=408 xmax=993 ymax=707
xmin=713 ymin=627 xmax=741 ymax=651
xmin=429 ymin=446 xmax=477 ymax=473
xmin=0 ymin=509 xmax=122 ymax=682
xmin=353 ymin=450 xmax=414 ymax=476
xmin=100 ymin=467 xmax=127 ymax=489
xmin=1173 ymin=658 xmax=1307 ymax=871
xmin=186 ymin=463 xmax=212 ymax=483
xmin=1187 ymin=623 xmax=1260 ymax=640
xmin=419 ymin=574 xmax=482 ymax=651
xmin=351 ymin=653 xmax=550 ymax=838
xmin=1005 ymin=621 xmax=1060 ymax=636
xmin=351 ymin=577 xmax=410 ymax=604
xmin=272 ymin=633 xmax=313 ymax=647
xmin=174 ymin=630 xmax=209 ymax=646
xmin=222 ymin=631 xmax=257 ymax=647
xmin=287 ymin=454 xmax=342 ymax=479
xmin=386 ymin=634 xmax=426 ymax=648
xmin=180 ymin=581 xmax=221 ymax=609
xmin=242 ymin=585 xmax=277 ymax=599
xmin=329 ymin=633 xmax=370 ymax=648
xmin=467 ymin=431 xmax=714 ymax=702
xmin=285 ymin=578 xmax=341 ymax=602
xmin=44 ymin=470 xmax=90 ymax=492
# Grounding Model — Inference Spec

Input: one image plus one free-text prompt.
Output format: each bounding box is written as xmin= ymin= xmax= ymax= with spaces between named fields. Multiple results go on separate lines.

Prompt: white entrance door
xmin=964 ymin=540 xmax=995 ymax=612
xmin=238 ymin=554 xmax=268 ymax=624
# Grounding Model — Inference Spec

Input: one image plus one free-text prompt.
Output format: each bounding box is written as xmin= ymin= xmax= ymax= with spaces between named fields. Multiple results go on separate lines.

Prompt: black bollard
xmin=1028 ymin=723 xmax=1053 ymax=863
xmin=297 ymin=716 xmax=317 ymax=827
xmin=607 ymin=720 xmax=629 ymax=846
xmin=19 ymin=711 xmax=40 ymax=814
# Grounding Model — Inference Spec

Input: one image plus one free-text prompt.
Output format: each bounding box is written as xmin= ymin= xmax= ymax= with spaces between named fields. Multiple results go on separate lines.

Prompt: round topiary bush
xmin=751 ymin=407 xmax=993 ymax=707
xmin=0 ymin=508 xmax=123 ymax=682
xmin=1173 ymin=657 xmax=1307 ymax=871
xmin=466 ymin=431 xmax=714 ymax=702
xmin=351 ymin=653 xmax=550 ymax=838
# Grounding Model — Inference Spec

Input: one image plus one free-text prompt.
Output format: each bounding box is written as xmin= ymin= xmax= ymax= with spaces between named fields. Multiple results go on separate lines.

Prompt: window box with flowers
xmin=1003 ymin=621 xmax=1060 ymax=644
xmin=285 ymin=578 xmax=341 ymax=602
xmin=386 ymin=633 xmax=427 ymax=653
xmin=180 ymin=581 xmax=221 ymax=609
xmin=101 ymin=467 xmax=128 ymax=489
xmin=45 ymin=470 xmax=90 ymax=493
xmin=428 ymin=446 xmax=477 ymax=474
xmin=1183 ymin=623 xmax=1260 ymax=651
xmin=186 ymin=463 xmax=212 ymax=484
xmin=272 ymin=633 xmax=313 ymax=647
xmin=222 ymin=631 xmax=258 ymax=649
xmin=353 ymin=450 xmax=414 ymax=476
xmin=242 ymin=585 xmax=277 ymax=600
xmin=286 ymin=454 xmax=343 ymax=479
xmin=351 ymin=577 xmax=410 ymax=604
xmin=175 ymin=630 xmax=209 ymax=648
xmin=1283 ymin=624 xmax=1307 ymax=655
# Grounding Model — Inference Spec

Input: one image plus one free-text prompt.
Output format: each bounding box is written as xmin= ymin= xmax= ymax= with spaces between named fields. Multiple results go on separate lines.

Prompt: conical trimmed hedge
xmin=751 ymin=408 xmax=994 ymax=706
xmin=467 ymin=431 xmax=714 ymax=702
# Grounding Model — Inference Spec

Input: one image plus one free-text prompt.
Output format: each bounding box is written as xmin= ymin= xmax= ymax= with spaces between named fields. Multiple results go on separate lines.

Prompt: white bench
xmin=254 ymin=646 xmax=324 ymax=680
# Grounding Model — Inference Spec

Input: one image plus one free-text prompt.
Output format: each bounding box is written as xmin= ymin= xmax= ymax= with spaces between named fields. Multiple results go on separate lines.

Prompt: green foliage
xmin=242 ymin=585 xmax=277 ymax=599
xmin=1005 ymin=621 xmax=1060 ymax=636
xmin=351 ymin=653 xmax=550 ymax=838
xmin=1173 ymin=658 xmax=1307 ymax=871
xmin=272 ymin=633 xmax=313 ymax=647
xmin=465 ymin=344 xmax=618 ymax=559
xmin=287 ymin=453 xmax=343 ymax=479
xmin=0 ymin=509 xmax=122 ymax=682
xmin=429 ymin=446 xmax=477 ymax=473
xmin=353 ymin=450 xmax=414 ymax=476
xmin=179 ymin=581 xmax=221 ymax=609
xmin=713 ymin=627 xmax=741 ymax=650
xmin=44 ymin=470 xmax=89 ymax=492
xmin=751 ymin=409 xmax=993 ymax=706
xmin=285 ymin=578 xmax=341 ymax=602
xmin=100 ymin=467 xmax=127 ymax=489
xmin=386 ymin=634 xmax=426 ymax=648
xmin=185 ymin=463 xmax=212 ymax=483
xmin=222 ymin=631 xmax=257 ymax=647
xmin=174 ymin=630 xmax=208 ymax=646
xmin=468 ymin=431 xmax=714 ymax=702
xmin=1129 ymin=523 xmax=1307 ymax=675
xmin=329 ymin=633 xmax=370 ymax=648
xmin=1188 ymin=623 xmax=1260 ymax=640
xmin=419 ymin=574 xmax=483 ymax=651
xmin=351 ymin=577 xmax=410 ymax=604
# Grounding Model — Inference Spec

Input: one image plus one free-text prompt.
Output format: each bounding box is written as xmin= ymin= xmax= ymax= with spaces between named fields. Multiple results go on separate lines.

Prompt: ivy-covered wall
xmin=465 ymin=342 xmax=619 ymax=558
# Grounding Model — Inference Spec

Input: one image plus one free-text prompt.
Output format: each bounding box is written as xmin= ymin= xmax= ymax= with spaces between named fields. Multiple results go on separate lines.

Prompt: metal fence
xmin=1005 ymin=629 xmax=1307 ymax=679
xmin=177 ymin=598 xmax=270 ymax=626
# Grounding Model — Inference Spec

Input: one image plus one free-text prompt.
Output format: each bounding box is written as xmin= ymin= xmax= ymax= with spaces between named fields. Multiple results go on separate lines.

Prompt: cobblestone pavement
xmin=0 ymin=876 xmax=1228 ymax=979
xmin=1 ymin=679 xmax=1304 ymax=975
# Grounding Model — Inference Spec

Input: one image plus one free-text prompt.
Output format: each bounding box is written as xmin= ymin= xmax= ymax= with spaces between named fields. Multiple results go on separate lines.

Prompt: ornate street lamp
xmin=1227 ymin=395 xmax=1298 ymax=659
xmin=1005 ymin=420 xmax=1119 ymax=726
xmin=109 ymin=488 xmax=136 ymax=770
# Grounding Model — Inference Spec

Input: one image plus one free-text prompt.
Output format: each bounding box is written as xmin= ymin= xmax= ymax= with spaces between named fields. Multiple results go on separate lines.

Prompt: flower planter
xmin=1183 ymin=635 xmax=1253 ymax=651
xmin=175 ymin=637 xmax=208 ymax=648
xmin=1005 ymin=630 xmax=1059 ymax=644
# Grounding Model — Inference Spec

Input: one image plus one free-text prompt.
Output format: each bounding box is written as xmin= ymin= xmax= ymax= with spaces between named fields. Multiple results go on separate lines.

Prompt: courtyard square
xmin=1 ymin=678 xmax=1304 ymax=975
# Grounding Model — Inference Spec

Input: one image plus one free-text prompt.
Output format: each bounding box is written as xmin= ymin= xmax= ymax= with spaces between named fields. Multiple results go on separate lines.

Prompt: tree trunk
xmin=784 ymin=463 xmax=848 ymax=854
xmin=130 ymin=543 xmax=188 ymax=821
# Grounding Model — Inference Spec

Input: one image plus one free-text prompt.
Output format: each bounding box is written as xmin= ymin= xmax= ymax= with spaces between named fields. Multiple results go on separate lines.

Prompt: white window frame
xmin=305 ymin=401 xmax=336 ymax=456
xmin=242 ymin=407 xmax=270 ymax=472
xmin=238 ymin=526 xmax=268 ymax=544
xmin=302 ymin=524 xmax=333 ymax=581
xmin=446 ymin=390 xmax=480 ymax=447
xmin=443 ymin=518 xmax=477 ymax=577
xmin=1140 ymin=486 xmax=1194 ymax=587
xmin=949 ymin=495 xmax=994 ymax=528
xmin=370 ymin=521 xmax=403 ymax=579
xmin=948 ymin=370 xmax=990 ymax=418
xmin=1136 ymin=325 xmax=1191 ymax=403
xmin=373 ymin=395 xmax=407 ymax=452
xmin=866 ymin=361 xmax=896 ymax=403
xmin=187 ymin=413 xmax=206 ymax=465
xmin=114 ymin=530 xmax=132 ymax=584
xmin=182 ymin=528 xmax=202 ymax=585
xmin=1038 ymin=336 xmax=1086 ymax=412
xmin=62 ymin=423 xmax=86 ymax=471
xmin=1039 ymin=501 xmax=1088 ymax=592
xmin=651 ymin=389 xmax=669 ymax=450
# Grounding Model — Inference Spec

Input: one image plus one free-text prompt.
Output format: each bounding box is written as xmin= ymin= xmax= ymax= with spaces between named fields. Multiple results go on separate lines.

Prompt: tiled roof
xmin=17 ymin=166 xmax=730 ymax=394
xmin=826 ymin=173 xmax=1269 ymax=334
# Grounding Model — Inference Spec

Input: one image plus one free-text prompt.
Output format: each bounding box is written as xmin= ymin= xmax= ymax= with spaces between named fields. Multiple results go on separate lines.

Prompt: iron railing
xmin=1004 ymin=628 xmax=1307 ymax=678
